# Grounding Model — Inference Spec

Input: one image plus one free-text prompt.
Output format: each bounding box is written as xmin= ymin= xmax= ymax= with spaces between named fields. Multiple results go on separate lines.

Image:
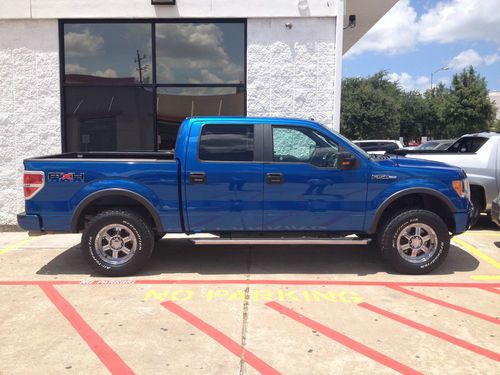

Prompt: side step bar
xmin=190 ymin=237 xmax=371 ymax=245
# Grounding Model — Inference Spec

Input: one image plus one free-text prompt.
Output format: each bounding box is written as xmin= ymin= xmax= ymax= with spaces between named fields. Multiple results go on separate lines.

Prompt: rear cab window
xmin=448 ymin=137 xmax=488 ymax=153
xmin=199 ymin=124 xmax=255 ymax=162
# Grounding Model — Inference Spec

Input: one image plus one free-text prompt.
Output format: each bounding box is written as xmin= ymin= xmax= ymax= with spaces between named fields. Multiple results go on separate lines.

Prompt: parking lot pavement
xmin=0 ymin=219 xmax=499 ymax=374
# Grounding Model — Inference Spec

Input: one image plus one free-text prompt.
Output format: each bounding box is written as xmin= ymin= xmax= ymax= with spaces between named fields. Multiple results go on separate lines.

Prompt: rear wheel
xmin=378 ymin=209 xmax=450 ymax=274
xmin=470 ymin=192 xmax=483 ymax=227
xmin=81 ymin=209 xmax=154 ymax=276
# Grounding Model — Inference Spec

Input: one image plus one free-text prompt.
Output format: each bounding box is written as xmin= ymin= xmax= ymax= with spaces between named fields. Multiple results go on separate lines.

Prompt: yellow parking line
xmin=470 ymin=275 xmax=500 ymax=281
xmin=460 ymin=232 xmax=500 ymax=237
xmin=0 ymin=237 xmax=37 ymax=255
xmin=452 ymin=237 xmax=500 ymax=269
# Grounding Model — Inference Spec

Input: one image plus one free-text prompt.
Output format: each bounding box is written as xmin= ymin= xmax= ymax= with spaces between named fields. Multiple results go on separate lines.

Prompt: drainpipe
xmin=333 ymin=0 xmax=345 ymax=132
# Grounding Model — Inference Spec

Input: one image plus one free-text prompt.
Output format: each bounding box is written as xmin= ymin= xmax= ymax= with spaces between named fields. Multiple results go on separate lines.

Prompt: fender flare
xmin=369 ymin=187 xmax=457 ymax=233
xmin=70 ymin=188 xmax=163 ymax=233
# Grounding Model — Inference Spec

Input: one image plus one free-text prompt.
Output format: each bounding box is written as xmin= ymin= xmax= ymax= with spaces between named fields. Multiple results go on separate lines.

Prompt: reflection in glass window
xmin=155 ymin=23 xmax=245 ymax=84
xmin=64 ymin=23 xmax=152 ymax=84
xmin=199 ymin=125 xmax=254 ymax=162
xmin=157 ymin=87 xmax=245 ymax=150
xmin=64 ymin=86 xmax=154 ymax=151
xmin=273 ymin=127 xmax=339 ymax=168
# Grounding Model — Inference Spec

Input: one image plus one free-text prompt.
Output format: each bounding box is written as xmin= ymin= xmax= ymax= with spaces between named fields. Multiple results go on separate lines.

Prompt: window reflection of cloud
xmin=156 ymin=23 xmax=244 ymax=83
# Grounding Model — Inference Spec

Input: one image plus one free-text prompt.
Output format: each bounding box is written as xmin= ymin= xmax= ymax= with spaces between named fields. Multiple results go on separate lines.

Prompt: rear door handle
xmin=266 ymin=173 xmax=284 ymax=184
xmin=190 ymin=172 xmax=207 ymax=184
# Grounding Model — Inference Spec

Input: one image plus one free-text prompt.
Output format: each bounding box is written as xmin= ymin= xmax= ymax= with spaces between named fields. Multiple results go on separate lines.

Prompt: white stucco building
xmin=0 ymin=0 xmax=397 ymax=226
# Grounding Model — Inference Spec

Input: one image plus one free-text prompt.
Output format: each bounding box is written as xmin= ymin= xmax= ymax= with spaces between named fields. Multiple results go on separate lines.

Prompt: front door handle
xmin=190 ymin=172 xmax=207 ymax=184
xmin=266 ymin=173 xmax=284 ymax=184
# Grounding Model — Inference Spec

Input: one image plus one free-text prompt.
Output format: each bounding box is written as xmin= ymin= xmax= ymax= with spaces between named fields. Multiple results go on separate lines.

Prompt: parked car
xmin=395 ymin=132 xmax=499 ymax=225
xmin=353 ymin=140 xmax=404 ymax=154
xmin=415 ymin=140 xmax=455 ymax=151
xmin=18 ymin=117 xmax=472 ymax=276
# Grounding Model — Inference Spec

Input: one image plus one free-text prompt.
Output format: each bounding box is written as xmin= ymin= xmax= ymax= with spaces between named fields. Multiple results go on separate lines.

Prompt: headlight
xmin=452 ymin=178 xmax=470 ymax=200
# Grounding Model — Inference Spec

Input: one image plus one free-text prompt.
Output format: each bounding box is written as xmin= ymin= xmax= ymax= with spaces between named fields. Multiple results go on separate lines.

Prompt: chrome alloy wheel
xmin=95 ymin=224 xmax=137 ymax=265
xmin=396 ymin=223 xmax=438 ymax=264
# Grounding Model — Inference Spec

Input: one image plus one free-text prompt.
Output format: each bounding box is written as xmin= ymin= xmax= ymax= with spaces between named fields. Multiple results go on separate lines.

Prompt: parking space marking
xmin=478 ymin=286 xmax=500 ymax=295
xmin=0 ymin=237 xmax=36 ymax=255
xmin=40 ymin=284 xmax=134 ymax=375
xmin=387 ymin=285 xmax=499 ymax=325
xmin=265 ymin=301 xmax=422 ymax=375
xmin=471 ymin=275 xmax=500 ymax=281
xmin=161 ymin=300 xmax=281 ymax=375
xmin=452 ymin=238 xmax=500 ymax=269
xmin=359 ymin=302 xmax=500 ymax=362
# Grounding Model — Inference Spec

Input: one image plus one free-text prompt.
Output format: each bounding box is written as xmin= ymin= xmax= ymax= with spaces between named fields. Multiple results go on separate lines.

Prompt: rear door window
xmin=199 ymin=124 xmax=255 ymax=161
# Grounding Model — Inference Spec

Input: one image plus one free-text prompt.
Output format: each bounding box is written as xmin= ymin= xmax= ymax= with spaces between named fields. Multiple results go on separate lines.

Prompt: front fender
xmin=365 ymin=179 xmax=462 ymax=233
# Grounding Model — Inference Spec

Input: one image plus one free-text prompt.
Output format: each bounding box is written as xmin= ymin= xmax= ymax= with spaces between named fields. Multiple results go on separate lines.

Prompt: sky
xmin=343 ymin=0 xmax=500 ymax=92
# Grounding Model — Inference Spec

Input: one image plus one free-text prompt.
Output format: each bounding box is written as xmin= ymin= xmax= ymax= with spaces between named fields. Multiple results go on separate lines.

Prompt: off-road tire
xmin=81 ymin=209 xmax=154 ymax=276
xmin=378 ymin=209 xmax=450 ymax=274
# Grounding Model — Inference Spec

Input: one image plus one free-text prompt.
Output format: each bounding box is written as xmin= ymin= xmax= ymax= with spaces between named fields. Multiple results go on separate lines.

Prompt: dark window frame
xmin=59 ymin=18 xmax=247 ymax=152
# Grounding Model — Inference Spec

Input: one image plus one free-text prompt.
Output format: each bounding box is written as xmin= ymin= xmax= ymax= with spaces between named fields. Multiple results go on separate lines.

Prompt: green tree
xmin=340 ymin=71 xmax=401 ymax=139
xmin=441 ymin=66 xmax=496 ymax=137
xmin=400 ymin=90 xmax=427 ymax=141
xmin=423 ymin=83 xmax=449 ymax=138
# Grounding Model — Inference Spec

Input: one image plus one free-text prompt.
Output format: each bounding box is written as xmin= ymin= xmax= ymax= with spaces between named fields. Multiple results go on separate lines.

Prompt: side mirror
xmin=338 ymin=152 xmax=358 ymax=170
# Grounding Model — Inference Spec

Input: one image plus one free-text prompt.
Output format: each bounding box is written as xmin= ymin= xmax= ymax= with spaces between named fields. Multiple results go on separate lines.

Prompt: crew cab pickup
xmin=18 ymin=117 xmax=472 ymax=276
xmin=395 ymin=133 xmax=500 ymax=225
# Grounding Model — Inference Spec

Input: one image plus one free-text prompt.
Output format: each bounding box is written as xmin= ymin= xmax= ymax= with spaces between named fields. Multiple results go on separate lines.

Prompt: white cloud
xmin=349 ymin=0 xmax=500 ymax=56
xmin=418 ymin=0 xmax=500 ymax=44
xmin=65 ymin=29 xmax=104 ymax=57
xmin=155 ymin=23 xmax=243 ymax=83
xmin=387 ymin=72 xmax=448 ymax=92
xmin=93 ymin=69 xmax=118 ymax=78
xmin=485 ymin=54 xmax=500 ymax=65
xmin=347 ymin=0 xmax=418 ymax=57
xmin=65 ymin=63 xmax=88 ymax=74
xmin=448 ymin=49 xmax=483 ymax=70
xmin=448 ymin=49 xmax=500 ymax=70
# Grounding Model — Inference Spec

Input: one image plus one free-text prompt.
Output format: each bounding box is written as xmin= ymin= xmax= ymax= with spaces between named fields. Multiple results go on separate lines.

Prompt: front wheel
xmin=378 ymin=209 xmax=450 ymax=274
xmin=81 ymin=209 xmax=155 ymax=276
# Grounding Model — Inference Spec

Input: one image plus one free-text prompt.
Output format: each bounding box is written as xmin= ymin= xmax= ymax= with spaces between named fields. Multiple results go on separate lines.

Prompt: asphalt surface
xmin=0 ymin=216 xmax=499 ymax=374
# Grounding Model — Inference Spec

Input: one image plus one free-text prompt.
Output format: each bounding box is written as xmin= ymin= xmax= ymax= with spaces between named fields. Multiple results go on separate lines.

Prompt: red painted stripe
xmin=265 ymin=301 xmax=422 ymax=375
xmin=0 ymin=280 xmax=499 ymax=288
xmin=359 ymin=302 xmax=500 ymax=362
xmin=39 ymin=284 xmax=134 ymax=374
xmin=388 ymin=285 xmax=499 ymax=325
xmin=161 ymin=301 xmax=281 ymax=375
xmin=478 ymin=286 xmax=500 ymax=295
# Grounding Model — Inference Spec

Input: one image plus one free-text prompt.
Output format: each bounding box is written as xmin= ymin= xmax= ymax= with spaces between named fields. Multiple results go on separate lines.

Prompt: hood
xmin=374 ymin=155 xmax=466 ymax=179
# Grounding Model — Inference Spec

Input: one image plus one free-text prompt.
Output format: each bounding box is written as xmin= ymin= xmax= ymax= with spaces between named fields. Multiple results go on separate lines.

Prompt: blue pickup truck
xmin=18 ymin=117 xmax=472 ymax=276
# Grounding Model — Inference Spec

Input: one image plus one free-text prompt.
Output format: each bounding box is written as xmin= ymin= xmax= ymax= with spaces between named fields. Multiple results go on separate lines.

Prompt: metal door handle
xmin=190 ymin=172 xmax=207 ymax=184
xmin=266 ymin=173 xmax=284 ymax=184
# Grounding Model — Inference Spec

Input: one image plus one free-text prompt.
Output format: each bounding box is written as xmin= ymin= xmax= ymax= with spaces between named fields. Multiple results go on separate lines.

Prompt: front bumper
xmin=453 ymin=208 xmax=474 ymax=235
xmin=17 ymin=212 xmax=42 ymax=232
xmin=492 ymin=199 xmax=500 ymax=228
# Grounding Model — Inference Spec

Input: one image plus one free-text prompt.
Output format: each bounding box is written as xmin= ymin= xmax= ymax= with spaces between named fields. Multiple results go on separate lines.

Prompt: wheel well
xmin=376 ymin=193 xmax=455 ymax=234
xmin=74 ymin=195 xmax=159 ymax=234
xmin=470 ymin=185 xmax=486 ymax=212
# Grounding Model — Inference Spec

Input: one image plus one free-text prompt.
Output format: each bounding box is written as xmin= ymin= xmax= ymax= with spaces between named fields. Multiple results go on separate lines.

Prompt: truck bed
xmin=27 ymin=151 xmax=175 ymax=161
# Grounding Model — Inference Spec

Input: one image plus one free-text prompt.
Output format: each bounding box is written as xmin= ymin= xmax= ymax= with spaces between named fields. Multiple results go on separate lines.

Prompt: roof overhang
xmin=343 ymin=0 xmax=399 ymax=54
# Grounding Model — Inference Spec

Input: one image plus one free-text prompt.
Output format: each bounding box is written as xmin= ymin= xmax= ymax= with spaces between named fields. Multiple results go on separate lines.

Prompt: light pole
xmin=430 ymin=66 xmax=449 ymax=90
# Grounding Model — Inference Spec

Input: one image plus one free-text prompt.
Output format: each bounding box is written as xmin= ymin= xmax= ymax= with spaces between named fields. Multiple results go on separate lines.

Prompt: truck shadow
xmin=36 ymin=240 xmax=480 ymax=277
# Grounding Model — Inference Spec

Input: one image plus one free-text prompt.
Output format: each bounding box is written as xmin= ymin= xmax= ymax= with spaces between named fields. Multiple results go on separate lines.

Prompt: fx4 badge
xmin=48 ymin=172 xmax=85 ymax=183
xmin=371 ymin=174 xmax=397 ymax=180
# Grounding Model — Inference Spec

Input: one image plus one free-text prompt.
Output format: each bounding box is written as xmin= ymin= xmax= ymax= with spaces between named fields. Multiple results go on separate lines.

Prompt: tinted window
xmin=64 ymin=86 xmax=154 ymax=151
xmin=273 ymin=127 xmax=340 ymax=168
xmin=448 ymin=137 xmax=488 ymax=153
xmin=157 ymin=87 xmax=245 ymax=150
xmin=64 ymin=23 xmax=152 ymax=85
xmin=155 ymin=23 xmax=245 ymax=84
xmin=378 ymin=142 xmax=399 ymax=151
xmin=199 ymin=125 xmax=254 ymax=161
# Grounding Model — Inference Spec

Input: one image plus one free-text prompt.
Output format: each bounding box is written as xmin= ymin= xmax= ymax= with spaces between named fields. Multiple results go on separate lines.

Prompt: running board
xmin=190 ymin=237 xmax=371 ymax=245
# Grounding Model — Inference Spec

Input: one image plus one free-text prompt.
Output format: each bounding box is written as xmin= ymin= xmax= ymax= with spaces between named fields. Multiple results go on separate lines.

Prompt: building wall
xmin=247 ymin=18 xmax=336 ymax=128
xmin=0 ymin=20 xmax=61 ymax=225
